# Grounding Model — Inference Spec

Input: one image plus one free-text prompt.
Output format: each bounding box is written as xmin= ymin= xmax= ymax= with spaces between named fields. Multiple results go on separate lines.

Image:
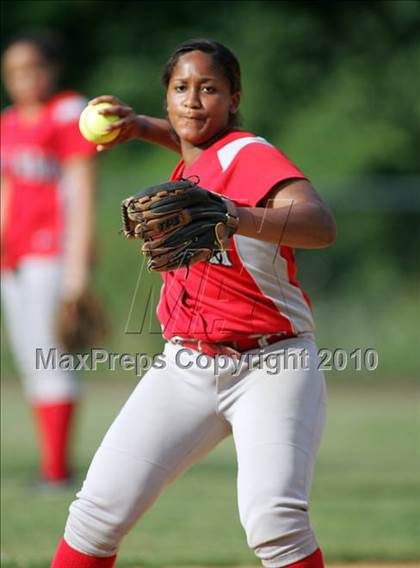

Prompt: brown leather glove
xmin=121 ymin=178 xmax=239 ymax=272
xmin=56 ymin=289 xmax=109 ymax=352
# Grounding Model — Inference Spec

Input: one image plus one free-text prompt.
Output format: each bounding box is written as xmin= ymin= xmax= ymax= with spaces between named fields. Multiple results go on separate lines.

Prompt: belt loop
xmin=257 ymin=335 xmax=269 ymax=347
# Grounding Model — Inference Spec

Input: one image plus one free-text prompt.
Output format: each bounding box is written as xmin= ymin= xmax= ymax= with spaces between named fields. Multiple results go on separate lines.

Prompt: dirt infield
xmin=179 ymin=565 xmax=419 ymax=568
xmin=330 ymin=565 xmax=419 ymax=568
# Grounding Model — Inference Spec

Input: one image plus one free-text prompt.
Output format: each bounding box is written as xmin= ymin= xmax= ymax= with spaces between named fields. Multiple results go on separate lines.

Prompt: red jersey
xmin=157 ymin=130 xmax=315 ymax=342
xmin=1 ymin=91 xmax=96 ymax=270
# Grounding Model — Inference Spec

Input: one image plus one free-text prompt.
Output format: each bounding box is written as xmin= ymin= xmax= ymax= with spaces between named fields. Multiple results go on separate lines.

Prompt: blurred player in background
xmin=1 ymin=32 xmax=97 ymax=487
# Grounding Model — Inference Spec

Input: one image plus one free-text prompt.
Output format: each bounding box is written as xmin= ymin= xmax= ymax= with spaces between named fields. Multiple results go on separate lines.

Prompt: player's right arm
xmin=88 ymin=95 xmax=180 ymax=153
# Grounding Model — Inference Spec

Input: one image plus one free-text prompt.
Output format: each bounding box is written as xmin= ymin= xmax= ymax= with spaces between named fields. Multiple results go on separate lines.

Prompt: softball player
xmin=51 ymin=39 xmax=336 ymax=567
xmin=1 ymin=34 xmax=97 ymax=486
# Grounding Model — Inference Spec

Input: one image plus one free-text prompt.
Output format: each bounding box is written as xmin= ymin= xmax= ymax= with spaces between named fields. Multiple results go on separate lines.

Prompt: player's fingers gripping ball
xmin=121 ymin=178 xmax=239 ymax=271
xmin=79 ymin=102 xmax=121 ymax=144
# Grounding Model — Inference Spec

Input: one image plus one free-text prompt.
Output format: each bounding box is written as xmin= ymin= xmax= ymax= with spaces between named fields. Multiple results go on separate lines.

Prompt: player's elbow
xmin=305 ymin=204 xmax=336 ymax=248
xmin=317 ymin=207 xmax=337 ymax=247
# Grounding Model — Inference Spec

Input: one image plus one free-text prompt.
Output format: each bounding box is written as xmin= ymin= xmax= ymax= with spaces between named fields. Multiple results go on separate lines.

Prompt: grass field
xmin=1 ymin=375 xmax=419 ymax=567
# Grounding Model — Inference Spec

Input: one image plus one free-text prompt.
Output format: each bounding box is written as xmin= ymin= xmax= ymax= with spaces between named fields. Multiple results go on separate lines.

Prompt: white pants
xmin=65 ymin=337 xmax=326 ymax=567
xmin=1 ymin=257 xmax=79 ymax=403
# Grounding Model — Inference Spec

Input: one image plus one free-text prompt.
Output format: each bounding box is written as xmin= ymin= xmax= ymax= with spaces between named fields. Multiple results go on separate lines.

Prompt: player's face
xmin=166 ymin=51 xmax=240 ymax=147
xmin=2 ymin=42 xmax=56 ymax=105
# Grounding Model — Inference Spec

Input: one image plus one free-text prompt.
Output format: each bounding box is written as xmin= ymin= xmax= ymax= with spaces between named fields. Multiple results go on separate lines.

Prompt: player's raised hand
xmin=88 ymin=95 xmax=144 ymax=152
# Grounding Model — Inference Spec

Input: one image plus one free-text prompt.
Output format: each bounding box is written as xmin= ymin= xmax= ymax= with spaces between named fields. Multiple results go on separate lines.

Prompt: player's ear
xmin=230 ymin=92 xmax=241 ymax=114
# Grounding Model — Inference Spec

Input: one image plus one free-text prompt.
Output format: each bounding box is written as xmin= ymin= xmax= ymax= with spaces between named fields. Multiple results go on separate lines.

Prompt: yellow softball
xmin=79 ymin=102 xmax=121 ymax=144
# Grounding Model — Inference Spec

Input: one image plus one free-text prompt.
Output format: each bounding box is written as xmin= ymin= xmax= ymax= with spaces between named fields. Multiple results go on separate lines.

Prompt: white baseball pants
xmin=1 ymin=257 xmax=79 ymax=403
xmin=65 ymin=336 xmax=326 ymax=567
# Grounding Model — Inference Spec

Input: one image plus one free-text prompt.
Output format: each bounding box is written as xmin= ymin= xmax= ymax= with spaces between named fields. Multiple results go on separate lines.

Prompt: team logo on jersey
xmin=10 ymin=150 xmax=60 ymax=181
xmin=209 ymin=250 xmax=233 ymax=266
xmin=53 ymin=96 xmax=87 ymax=123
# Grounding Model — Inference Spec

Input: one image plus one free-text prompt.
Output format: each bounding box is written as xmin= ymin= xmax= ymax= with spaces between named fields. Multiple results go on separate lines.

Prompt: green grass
xmin=1 ymin=376 xmax=419 ymax=567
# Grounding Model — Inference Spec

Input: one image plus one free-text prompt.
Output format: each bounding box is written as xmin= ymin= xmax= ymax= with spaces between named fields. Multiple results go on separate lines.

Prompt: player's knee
xmin=64 ymin=495 xmax=128 ymax=557
xmin=243 ymin=497 xmax=318 ymax=566
xmin=31 ymin=369 xmax=79 ymax=402
xmin=63 ymin=443 xmax=170 ymax=556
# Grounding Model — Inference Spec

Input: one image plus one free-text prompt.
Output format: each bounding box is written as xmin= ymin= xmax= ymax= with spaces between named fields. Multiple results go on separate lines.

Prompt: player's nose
xmin=183 ymin=87 xmax=202 ymax=109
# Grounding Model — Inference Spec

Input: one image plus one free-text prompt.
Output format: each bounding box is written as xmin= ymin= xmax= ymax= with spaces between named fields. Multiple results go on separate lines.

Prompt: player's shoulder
xmin=48 ymin=90 xmax=87 ymax=124
xmin=215 ymin=129 xmax=278 ymax=172
xmin=1 ymin=105 xmax=17 ymax=123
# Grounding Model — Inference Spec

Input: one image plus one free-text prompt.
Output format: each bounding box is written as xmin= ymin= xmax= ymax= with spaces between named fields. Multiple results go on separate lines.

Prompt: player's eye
xmin=202 ymin=86 xmax=216 ymax=93
xmin=174 ymin=85 xmax=186 ymax=92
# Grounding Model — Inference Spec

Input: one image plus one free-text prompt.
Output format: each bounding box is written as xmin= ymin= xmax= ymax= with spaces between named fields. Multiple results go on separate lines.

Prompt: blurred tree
xmin=2 ymin=0 xmax=419 ymax=297
xmin=3 ymin=0 xmax=419 ymax=171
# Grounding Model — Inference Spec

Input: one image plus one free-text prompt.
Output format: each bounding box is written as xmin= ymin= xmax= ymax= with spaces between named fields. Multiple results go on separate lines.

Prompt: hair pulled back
xmin=162 ymin=38 xmax=242 ymax=127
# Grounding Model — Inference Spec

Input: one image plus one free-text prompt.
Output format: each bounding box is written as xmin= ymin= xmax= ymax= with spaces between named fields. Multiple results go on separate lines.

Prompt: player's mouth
xmin=181 ymin=114 xmax=206 ymax=121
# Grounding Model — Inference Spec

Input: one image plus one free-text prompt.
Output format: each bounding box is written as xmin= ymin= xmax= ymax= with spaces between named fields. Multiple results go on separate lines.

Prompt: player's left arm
xmin=235 ymin=178 xmax=337 ymax=249
xmin=0 ymin=175 xmax=11 ymax=240
xmin=61 ymin=156 xmax=97 ymax=300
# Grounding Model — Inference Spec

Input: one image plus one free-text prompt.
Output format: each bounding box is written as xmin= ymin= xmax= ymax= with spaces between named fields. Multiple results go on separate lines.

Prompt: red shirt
xmin=157 ymin=130 xmax=315 ymax=342
xmin=1 ymin=91 xmax=96 ymax=269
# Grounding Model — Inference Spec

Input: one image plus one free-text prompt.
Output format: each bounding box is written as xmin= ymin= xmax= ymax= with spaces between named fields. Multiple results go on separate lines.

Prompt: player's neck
xmin=180 ymin=143 xmax=202 ymax=169
xmin=16 ymin=102 xmax=44 ymax=124
xmin=181 ymin=127 xmax=233 ymax=168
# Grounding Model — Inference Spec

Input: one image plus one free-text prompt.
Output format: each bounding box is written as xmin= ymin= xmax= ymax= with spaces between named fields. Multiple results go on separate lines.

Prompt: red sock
xmin=51 ymin=538 xmax=116 ymax=567
xmin=285 ymin=548 xmax=324 ymax=567
xmin=33 ymin=401 xmax=76 ymax=481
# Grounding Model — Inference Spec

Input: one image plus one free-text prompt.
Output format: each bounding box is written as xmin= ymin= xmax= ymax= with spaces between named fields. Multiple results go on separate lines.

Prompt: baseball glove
xmin=56 ymin=290 xmax=109 ymax=353
xmin=121 ymin=178 xmax=239 ymax=272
